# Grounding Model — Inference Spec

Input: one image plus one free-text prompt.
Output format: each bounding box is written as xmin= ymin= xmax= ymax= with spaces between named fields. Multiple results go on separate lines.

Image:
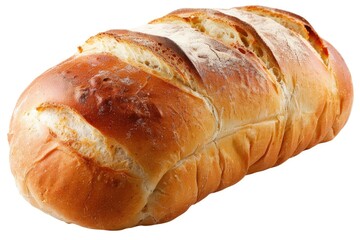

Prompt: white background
xmin=1 ymin=0 xmax=359 ymax=239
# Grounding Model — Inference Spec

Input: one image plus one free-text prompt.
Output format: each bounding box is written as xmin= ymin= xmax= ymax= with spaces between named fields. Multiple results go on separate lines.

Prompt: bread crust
xmin=8 ymin=6 xmax=352 ymax=230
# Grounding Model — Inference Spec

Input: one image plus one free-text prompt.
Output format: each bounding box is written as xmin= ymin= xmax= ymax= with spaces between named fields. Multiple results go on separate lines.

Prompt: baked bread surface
xmin=8 ymin=6 xmax=353 ymax=229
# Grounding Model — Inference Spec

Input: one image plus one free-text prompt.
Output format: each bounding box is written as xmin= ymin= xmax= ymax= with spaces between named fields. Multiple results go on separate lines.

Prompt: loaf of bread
xmin=8 ymin=6 xmax=353 ymax=230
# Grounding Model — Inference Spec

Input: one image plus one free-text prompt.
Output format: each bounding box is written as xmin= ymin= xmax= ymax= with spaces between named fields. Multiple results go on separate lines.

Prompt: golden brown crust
xmin=323 ymin=40 xmax=353 ymax=139
xmin=8 ymin=6 xmax=352 ymax=230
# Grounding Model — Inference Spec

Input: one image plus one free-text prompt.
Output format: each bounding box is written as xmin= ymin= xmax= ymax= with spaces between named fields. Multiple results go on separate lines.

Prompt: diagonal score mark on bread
xmin=80 ymin=34 xmax=181 ymax=87
xmin=79 ymin=31 xmax=220 ymax=140
xmin=240 ymin=6 xmax=329 ymax=66
xmin=35 ymin=103 xmax=145 ymax=175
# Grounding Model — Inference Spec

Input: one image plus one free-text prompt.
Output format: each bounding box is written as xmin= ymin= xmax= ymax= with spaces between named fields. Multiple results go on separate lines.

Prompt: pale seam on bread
xmin=35 ymin=104 xmax=145 ymax=176
xmin=240 ymin=6 xmax=329 ymax=66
